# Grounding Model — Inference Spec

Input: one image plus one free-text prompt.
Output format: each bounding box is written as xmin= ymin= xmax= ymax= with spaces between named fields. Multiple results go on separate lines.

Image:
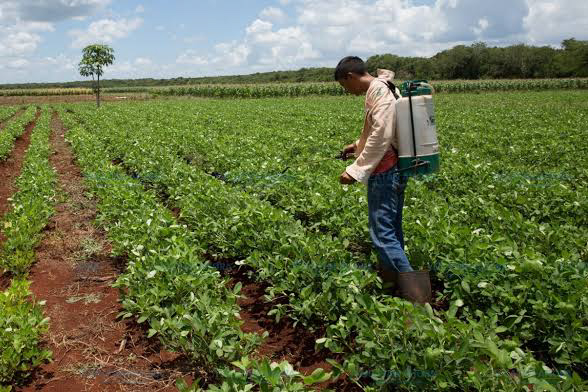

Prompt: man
xmin=335 ymin=56 xmax=431 ymax=304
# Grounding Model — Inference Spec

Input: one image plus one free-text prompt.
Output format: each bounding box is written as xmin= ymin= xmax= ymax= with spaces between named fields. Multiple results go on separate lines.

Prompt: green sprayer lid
xmin=401 ymin=80 xmax=433 ymax=96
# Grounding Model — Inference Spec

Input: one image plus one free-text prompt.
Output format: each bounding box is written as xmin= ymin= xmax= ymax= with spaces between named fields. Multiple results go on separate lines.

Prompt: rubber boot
xmin=397 ymin=270 xmax=432 ymax=305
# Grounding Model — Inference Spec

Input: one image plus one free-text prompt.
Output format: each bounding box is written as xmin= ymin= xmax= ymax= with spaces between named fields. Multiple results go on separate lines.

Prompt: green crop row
xmin=63 ymin=102 xmax=581 ymax=391
xmin=153 ymin=83 xmax=346 ymax=98
xmin=0 ymin=106 xmax=19 ymax=123
xmin=0 ymin=109 xmax=54 ymax=389
xmin=0 ymin=107 xmax=37 ymax=161
xmin=1 ymin=110 xmax=56 ymax=275
xmin=151 ymin=79 xmax=588 ymax=98
xmin=0 ymin=280 xmax=51 ymax=390
xmin=57 ymin=109 xmax=330 ymax=391
xmin=433 ymin=78 xmax=588 ymax=93
xmin=1 ymin=78 xmax=584 ymax=99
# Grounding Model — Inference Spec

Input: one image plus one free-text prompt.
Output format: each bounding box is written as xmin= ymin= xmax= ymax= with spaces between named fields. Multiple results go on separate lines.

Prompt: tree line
xmin=1 ymin=38 xmax=586 ymax=90
xmin=367 ymin=39 xmax=588 ymax=80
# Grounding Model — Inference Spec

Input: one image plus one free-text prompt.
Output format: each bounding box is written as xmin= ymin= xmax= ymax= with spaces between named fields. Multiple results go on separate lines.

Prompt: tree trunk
xmin=96 ymin=74 xmax=100 ymax=108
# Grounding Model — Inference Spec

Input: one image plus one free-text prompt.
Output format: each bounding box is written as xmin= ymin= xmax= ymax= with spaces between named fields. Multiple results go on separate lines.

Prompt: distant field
xmin=0 ymin=78 xmax=587 ymax=100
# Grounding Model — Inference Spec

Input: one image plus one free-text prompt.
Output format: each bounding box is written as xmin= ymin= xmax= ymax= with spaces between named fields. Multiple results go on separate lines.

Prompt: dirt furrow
xmin=18 ymin=112 xmax=188 ymax=392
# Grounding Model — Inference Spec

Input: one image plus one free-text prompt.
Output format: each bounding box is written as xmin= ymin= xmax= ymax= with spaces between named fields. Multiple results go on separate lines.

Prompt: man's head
xmin=334 ymin=56 xmax=371 ymax=95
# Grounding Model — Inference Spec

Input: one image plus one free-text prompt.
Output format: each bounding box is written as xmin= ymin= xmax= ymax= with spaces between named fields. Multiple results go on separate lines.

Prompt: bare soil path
xmin=17 ymin=112 xmax=189 ymax=392
xmin=0 ymin=94 xmax=150 ymax=106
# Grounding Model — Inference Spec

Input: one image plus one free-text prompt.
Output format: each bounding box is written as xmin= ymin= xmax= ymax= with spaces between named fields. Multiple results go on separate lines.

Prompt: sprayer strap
xmin=385 ymin=81 xmax=400 ymax=100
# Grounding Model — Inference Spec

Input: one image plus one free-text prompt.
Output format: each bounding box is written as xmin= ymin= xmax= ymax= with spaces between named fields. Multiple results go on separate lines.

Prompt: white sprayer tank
xmin=395 ymin=81 xmax=440 ymax=176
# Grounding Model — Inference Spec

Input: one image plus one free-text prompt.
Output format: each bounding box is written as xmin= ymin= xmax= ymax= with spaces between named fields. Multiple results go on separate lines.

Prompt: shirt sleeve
xmin=346 ymin=93 xmax=396 ymax=184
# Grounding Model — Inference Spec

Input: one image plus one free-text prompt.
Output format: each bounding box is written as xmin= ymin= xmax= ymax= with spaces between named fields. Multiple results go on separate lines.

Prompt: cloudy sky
xmin=0 ymin=0 xmax=587 ymax=84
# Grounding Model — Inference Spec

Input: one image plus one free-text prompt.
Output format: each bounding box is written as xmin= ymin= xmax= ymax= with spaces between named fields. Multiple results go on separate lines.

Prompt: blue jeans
xmin=367 ymin=167 xmax=413 ymax=273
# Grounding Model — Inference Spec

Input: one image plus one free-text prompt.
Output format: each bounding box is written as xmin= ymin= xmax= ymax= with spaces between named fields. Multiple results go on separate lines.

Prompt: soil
xmin=0 ymin=94 xmax=151 ymax=106
xmin=220 ymin=263 xmax=361 ymax=391
xmin=16 ymin=112 xmax=192 ymax=392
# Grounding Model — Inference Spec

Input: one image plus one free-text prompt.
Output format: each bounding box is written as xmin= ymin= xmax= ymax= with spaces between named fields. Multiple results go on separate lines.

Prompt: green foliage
xmin=1 ymin=110 xmax=56 ymax=276
xmin=0 ymin=109 xmax=55 ymax=388
xmin=78 ymin=44 xmax=115 ymax=107
xmin=557 ymin=39 xmax=588 ymax=77
xmin=0 ymin=107 xmax=37 ymax=161
xmin=0 ymin=280 xmax=52 ymax=388
xmin=59 ymin=110 xmax=265 ymax=374
xmin=369 ymin=39 xmax=588 ymax=80
xmin=60 ymin=90 xmax=588 ymax=390
xmin=0 ymin=106 xmax=19 ymax=123
xmin=78 ymin=44 xmax=115 ymax=81
xmin=153 ymin=79 xmax=588 ymax=98
xmin=177 ymin=357 xmax=331 ymax=391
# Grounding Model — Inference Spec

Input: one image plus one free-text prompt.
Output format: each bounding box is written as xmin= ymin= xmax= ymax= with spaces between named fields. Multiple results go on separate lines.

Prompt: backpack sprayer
xmin=393 ymin=80 xmax=440 ymax=176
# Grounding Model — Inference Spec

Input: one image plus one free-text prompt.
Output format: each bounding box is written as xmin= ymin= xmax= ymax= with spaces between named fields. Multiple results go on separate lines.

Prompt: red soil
xmin=0 ymin=94 xmax=150 ymax=106
xmin=223 ymin=265 xmax=361 ymax=391
xmin=16 ymin=113 xmax=190 ymax=392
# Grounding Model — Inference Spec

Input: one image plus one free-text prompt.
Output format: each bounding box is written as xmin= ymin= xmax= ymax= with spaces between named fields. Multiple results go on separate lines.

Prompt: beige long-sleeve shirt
xmin=346 ymin=69 xmax=401 ymax=185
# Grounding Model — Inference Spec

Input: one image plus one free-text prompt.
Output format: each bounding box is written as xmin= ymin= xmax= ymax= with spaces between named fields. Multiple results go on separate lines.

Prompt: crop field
xmin=0 ymin=78 xmax=587 ymax=100
xmin=0 ymin=90 xmax=587 ymax=391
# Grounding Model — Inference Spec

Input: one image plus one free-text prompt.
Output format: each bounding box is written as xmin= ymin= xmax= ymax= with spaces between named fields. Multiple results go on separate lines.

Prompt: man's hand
xmin=340 ymin=171 xmax=356 ymax=184
xmin=340 ymin=143 xmax=357 ymax=161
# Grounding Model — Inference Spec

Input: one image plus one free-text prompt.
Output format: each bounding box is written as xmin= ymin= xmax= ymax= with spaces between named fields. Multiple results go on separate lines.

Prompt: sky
xmin=0 ymin=0 xmax=587 ymax=84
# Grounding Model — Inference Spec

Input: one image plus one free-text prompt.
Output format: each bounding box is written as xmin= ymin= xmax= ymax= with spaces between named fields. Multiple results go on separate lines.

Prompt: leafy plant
xmin=0 ymin=280 xmax=51 ymax=388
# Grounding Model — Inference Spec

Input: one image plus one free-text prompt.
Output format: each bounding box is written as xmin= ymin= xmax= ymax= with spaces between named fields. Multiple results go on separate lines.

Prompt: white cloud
xmin=177 ymin=42 xmax=250 ymax=69
xmin=0 ymin=0 xmax=111 ymax=22
xmin=69 ymin=17 xmax=143 ymax=48
xmin=6 ymin=58 xmax=30 ymax=68
xmin=0 ymin=31 xmax=41 ymax=56
xmin=3 ymin=0 xmax=588 ymax=83
xmin=135 ymin=57 xmax=152 ymax=66
xmin=177 ymin=50 xmax=209 ymax=66
xmin=524 ymin=0 xmax=588 ymax=45
xmin=472 ymin=18 xmax=490 ymax=36
xmin=0 ymin=0 xmax=110 ymax=72
xmin=0 ymin=19 xmax=54 ymax=57
xmin=198 ymin=0 xmax=587 ymax=76
xmin=94 ymin=56 xmax=158 ymax=79
xmin=214 ymin=42 xmax=251 ymax=67
xmin=259 ymin=7 xmax=287 ymax=23
xmin=43 ymin=54 xmax=77 ymax=70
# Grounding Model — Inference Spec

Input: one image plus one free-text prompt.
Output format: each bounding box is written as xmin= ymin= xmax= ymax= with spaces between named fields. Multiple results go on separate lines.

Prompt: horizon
xmin=1 ymin=0 xmax=587 ymax=84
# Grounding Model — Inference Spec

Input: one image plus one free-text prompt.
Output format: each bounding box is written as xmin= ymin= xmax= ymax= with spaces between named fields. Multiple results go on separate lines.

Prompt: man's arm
xmin=345 ymin=96 xmax=396 ymax=184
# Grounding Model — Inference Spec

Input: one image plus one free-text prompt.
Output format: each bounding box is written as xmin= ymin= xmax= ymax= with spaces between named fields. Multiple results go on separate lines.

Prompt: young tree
xmin=78 ymin=44 xmax=115 ymax=107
